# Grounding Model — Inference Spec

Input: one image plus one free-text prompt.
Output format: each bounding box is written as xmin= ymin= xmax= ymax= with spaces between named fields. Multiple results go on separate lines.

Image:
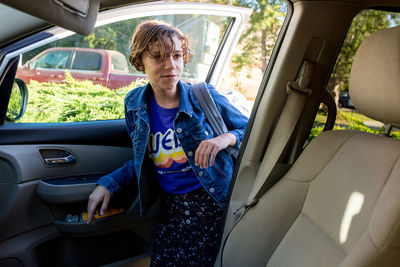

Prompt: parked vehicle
xmin=338 ymin=91 xmax=354 ymax=109
xmin=16 ymin=47 xmax=143 ymax=89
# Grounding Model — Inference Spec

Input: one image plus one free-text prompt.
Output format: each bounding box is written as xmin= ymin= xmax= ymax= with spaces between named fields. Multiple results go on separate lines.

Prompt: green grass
xmin=311 ymin=109 xmax=400 ymax=140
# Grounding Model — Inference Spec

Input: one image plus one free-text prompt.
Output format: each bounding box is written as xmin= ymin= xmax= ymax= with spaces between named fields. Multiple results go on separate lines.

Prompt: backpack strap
xmin=192 ymin=82 xmax=239 ymax=158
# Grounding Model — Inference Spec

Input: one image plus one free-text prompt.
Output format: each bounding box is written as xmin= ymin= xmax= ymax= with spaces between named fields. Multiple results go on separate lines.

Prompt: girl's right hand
xmin=87 ymin=185 xmax=111 ymax=224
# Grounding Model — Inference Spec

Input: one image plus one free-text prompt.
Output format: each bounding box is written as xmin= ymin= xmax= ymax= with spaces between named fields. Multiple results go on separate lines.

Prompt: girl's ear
xmin=135 ymin=58 xmax=144 ymax=72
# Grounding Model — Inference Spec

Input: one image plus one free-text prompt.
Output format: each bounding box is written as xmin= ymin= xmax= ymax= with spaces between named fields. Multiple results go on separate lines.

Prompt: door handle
xmin=44 ymin=154 xmax=77 ymax=165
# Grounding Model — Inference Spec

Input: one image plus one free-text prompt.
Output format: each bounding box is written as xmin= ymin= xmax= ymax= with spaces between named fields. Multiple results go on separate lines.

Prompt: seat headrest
xmin=349 ymin=26 xmax=400 ymax=128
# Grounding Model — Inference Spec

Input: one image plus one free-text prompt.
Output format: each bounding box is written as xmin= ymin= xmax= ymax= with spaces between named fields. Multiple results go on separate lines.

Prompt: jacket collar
xmin=177 ymin=81 xmax=193 ymax=117
xmin=126 ymin=81 xmax=193 ymax=118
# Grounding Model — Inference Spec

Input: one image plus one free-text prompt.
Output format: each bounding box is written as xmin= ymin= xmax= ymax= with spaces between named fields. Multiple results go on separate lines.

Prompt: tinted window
xmin=71 ymin=51 xmax=102 ymax=71
xmin=35 ymin=51 xmax=71 ymax=69
xmin=112 ymin=54 xmax=128 ymax=71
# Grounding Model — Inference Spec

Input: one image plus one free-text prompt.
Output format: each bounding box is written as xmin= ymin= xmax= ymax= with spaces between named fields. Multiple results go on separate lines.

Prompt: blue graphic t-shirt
xmin=147 ymin=93 xmax=201 ymax=194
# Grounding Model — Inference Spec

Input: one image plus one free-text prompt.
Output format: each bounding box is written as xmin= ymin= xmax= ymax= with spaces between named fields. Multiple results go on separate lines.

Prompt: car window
xmin=34 ymin=50 xmax=71 ymax=69
xmin=310 ymin=9 xmax=400 ymax=141
xmin=71 ymin=51 xmax=102 ymax=71
xmin=14 ymin=13 xmax=235 ymax=123
xmin=9 ymin=3 xmax=287 ymax=123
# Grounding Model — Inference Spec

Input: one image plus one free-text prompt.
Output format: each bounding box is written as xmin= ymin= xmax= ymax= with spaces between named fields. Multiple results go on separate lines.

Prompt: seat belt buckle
xmin=232 ymin=198 xmax=259 ymax=215
xmin=286 ymin=59 xmax=314 ymax=96
xmin=286 ymin=81 xmax=312 ymax=96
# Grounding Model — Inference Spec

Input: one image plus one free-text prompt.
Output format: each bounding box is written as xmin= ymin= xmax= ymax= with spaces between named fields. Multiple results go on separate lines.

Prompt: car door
xmin=0 ymin=3 xmax=251 ymax=267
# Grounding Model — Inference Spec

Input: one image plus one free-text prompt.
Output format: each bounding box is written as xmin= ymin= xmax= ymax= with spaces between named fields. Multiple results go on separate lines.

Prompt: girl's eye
xmin=174 ymin=53 xmax=182 ymax=59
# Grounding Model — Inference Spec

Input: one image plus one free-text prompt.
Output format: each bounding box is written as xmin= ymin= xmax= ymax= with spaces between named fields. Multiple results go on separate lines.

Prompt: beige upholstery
xmin=350 ymin=26 xmax=400 ymax=127
xmin=223 ymin=27 xmax=400 ymax=266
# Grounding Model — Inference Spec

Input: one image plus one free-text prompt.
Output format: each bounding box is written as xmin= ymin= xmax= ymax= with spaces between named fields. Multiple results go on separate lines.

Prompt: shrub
xmin=18 ymin=72 xmax=147 ymax=123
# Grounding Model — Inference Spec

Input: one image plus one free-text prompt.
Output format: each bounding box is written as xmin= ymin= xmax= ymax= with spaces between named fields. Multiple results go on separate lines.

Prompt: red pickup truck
xmin=16 ymin=47 xmax=144 ymax=89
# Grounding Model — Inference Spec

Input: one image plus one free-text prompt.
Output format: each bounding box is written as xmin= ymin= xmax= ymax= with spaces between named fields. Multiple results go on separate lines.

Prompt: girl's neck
xmin=152 ymin=87 xmax=179 ymax=109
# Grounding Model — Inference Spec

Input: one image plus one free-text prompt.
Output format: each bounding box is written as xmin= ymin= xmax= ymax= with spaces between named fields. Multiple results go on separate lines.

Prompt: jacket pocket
xmin=189 ymin=124 xmax=214 ymax=141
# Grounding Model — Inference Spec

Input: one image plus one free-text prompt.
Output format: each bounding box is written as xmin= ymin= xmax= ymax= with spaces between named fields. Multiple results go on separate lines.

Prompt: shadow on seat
xmin=223 ymin=26 xmax=400 ymax=267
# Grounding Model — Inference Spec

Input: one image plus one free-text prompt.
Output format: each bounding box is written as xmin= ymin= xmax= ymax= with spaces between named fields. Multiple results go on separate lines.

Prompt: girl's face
xmin=141 ymin=35 xmax=184 ymax=93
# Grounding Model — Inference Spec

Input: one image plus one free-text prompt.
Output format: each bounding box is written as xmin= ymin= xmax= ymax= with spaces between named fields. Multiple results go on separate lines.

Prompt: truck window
xmin=71 ymin=51 xmax=102 ymax=71
xmin=112 ymin=54 xmax=129 ymax=71
xmin=35 ymin=51 xmax=71 ymax=69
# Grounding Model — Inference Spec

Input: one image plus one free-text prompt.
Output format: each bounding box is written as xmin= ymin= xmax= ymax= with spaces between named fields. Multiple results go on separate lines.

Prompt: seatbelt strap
xmin=247 ymin=60 xmax=313 ymax=205
xmin=192 ymin=82 xmax=239 ymax=158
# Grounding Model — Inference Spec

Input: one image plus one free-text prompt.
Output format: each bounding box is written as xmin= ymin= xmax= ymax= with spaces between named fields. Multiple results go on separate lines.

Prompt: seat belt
xmin=248 ymin=59 xmax=313 ymax=208
xmin=219 ymin=60 xmax=314 ymax=266
xmin=192 ymin=82 xmax=239 ymax=158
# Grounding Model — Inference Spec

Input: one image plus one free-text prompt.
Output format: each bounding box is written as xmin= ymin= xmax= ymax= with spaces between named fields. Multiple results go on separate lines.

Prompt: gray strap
xmin=192 ymin=82 xmax=239 ymax=158
xmin=247 ymin=60 xmax=314 ymax=203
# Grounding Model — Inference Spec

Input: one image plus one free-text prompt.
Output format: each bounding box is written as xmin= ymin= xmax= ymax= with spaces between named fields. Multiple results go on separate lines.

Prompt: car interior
xmin=0 ymin=0 xmax=400 ymax=266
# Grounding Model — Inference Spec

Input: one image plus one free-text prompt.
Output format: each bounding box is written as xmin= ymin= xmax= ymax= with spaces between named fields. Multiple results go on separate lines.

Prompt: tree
xmin=231 ymin=0 xmax=286 ymax=73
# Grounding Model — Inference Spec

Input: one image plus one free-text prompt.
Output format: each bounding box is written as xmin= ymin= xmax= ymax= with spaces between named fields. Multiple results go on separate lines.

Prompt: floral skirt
xmin=150 ymin=188 xmax=224 ymax=267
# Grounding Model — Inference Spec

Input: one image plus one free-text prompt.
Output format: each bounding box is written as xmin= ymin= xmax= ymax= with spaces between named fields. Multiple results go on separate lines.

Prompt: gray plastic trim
xmin=37 ymin=180 xmax=96 ymax=204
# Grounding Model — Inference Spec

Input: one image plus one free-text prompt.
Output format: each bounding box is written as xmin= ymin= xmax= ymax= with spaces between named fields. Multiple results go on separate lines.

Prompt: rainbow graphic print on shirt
xmin=147 ymin=128 xmax=188 ymax=169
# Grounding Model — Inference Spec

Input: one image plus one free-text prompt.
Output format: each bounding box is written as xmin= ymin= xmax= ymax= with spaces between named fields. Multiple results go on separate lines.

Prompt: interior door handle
xmin=44 ymin=154 xmax=77 ymax=165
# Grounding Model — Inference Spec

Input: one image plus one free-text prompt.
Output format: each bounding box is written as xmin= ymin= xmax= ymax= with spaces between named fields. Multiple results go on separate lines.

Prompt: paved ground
xmin=364 ymin=120 xmax=384 ymax=128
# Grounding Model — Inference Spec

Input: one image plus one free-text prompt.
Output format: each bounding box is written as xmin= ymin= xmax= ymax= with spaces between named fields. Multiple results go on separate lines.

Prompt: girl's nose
xmin=164 ymin=55 xmax=175 ymax=69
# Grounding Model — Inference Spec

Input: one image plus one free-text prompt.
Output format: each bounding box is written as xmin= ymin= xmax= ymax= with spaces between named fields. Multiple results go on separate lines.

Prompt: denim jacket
xmin=97 ymin=81 xmax=248 ymax=216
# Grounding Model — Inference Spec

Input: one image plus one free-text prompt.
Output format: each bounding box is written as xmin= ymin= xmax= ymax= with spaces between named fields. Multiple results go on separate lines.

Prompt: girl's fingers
xmin=209 ymin=147 xmax=217 ymax=166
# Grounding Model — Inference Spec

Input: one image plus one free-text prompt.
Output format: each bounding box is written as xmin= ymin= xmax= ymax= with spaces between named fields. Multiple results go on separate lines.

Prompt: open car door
xmin=0 ymin=2 xmax=251 ymax=266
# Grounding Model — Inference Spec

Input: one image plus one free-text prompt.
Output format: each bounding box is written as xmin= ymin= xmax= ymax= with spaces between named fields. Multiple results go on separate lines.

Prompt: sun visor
xmin=0 ymin=0 xmax=100 ymax=36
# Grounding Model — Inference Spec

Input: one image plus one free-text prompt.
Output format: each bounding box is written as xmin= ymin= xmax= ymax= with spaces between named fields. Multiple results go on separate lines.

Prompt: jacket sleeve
xmin=96 ymin=95 xmax=137 ymax=195
xmin=96 ymin=159 xmax=136 ymax=195
xmin=207 ymin=84 xmax=248 ymax=151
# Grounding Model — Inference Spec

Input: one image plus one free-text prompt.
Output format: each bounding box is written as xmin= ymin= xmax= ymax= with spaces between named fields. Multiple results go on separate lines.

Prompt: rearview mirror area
xmin=6 ymin=78 xmax=28 ymax=122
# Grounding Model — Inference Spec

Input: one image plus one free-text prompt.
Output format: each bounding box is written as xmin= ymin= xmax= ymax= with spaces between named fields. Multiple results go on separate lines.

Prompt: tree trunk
xmin=261 ymin=29 xmax=267 ymax=73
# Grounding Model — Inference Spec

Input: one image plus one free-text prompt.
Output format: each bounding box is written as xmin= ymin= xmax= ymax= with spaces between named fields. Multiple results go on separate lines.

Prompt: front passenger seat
xmin=222 ymin=26 xmax=400 ymax=266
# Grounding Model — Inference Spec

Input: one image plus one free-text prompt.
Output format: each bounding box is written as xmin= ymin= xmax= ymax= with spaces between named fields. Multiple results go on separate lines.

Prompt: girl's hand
xmin=87 ymin=185 xmax=111 ymax=224
xmin=194 ymin=133 xmax=236 ymax=169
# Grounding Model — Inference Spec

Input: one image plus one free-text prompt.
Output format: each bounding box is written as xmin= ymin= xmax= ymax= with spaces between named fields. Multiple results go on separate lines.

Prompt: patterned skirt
xmin=150 ymin=188 xmax=224 ymax=266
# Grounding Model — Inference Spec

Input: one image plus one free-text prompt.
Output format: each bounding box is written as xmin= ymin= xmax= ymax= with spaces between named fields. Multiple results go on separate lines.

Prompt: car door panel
xmin=0 ymin=120 xmax=131 ymax=147
xmin=0 ymin=138 xmax=158 ymax=267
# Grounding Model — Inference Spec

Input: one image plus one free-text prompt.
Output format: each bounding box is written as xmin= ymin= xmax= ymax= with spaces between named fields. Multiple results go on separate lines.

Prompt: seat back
xmin=223 ymin=26 xmax=400 ymax=267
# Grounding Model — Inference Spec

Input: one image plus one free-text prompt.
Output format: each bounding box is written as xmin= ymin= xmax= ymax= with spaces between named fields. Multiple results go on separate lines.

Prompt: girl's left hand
xmin=194 ymin=133 xmax=236 ymax=169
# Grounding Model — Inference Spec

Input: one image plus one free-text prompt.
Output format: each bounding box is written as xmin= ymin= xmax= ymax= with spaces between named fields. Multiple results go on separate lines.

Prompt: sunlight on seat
xmin=340 ymin=192 xmax=365 ymax=244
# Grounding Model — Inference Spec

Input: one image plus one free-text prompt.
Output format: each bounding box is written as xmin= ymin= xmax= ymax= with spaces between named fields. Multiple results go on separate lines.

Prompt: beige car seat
xmin=223 ymin=26 xmax=400 ymax=267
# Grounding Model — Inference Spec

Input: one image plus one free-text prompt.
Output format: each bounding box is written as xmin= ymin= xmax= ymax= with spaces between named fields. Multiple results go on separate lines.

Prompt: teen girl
xmin=87 ymin=20 xmax=248 ymax=266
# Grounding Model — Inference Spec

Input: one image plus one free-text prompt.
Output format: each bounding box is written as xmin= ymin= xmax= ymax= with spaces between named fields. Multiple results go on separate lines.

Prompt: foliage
xmin=17 ymin=72 xmax=147 ymax=123
xmin=6 ymin=83 xmax=22 ymax=119
xmin=231 ymin=0 xmax=286 ymax=73
xmin=328 ymin=10 xmax=400 ymax=93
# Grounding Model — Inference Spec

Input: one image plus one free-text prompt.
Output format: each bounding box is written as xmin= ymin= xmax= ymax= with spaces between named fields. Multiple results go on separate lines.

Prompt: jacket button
xmin=184 ymin=210 xmax=190 ymax=216
xmin=198 ymin=171 xmax=203 ymax=177
xmin=188 ymin=151 xmax=193 ymax=157
xmin=176 ymin=128 xmax=182 ymax=133
xmin=209 ymin=187 xmax=215 ymax=193
xmin=205 ymin=131 xmax=209 ymax=136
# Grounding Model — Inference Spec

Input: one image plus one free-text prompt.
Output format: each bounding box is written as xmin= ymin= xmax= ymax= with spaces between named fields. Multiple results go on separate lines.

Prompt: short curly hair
xmin=129 ymin=20 xmax=193 ymax=71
